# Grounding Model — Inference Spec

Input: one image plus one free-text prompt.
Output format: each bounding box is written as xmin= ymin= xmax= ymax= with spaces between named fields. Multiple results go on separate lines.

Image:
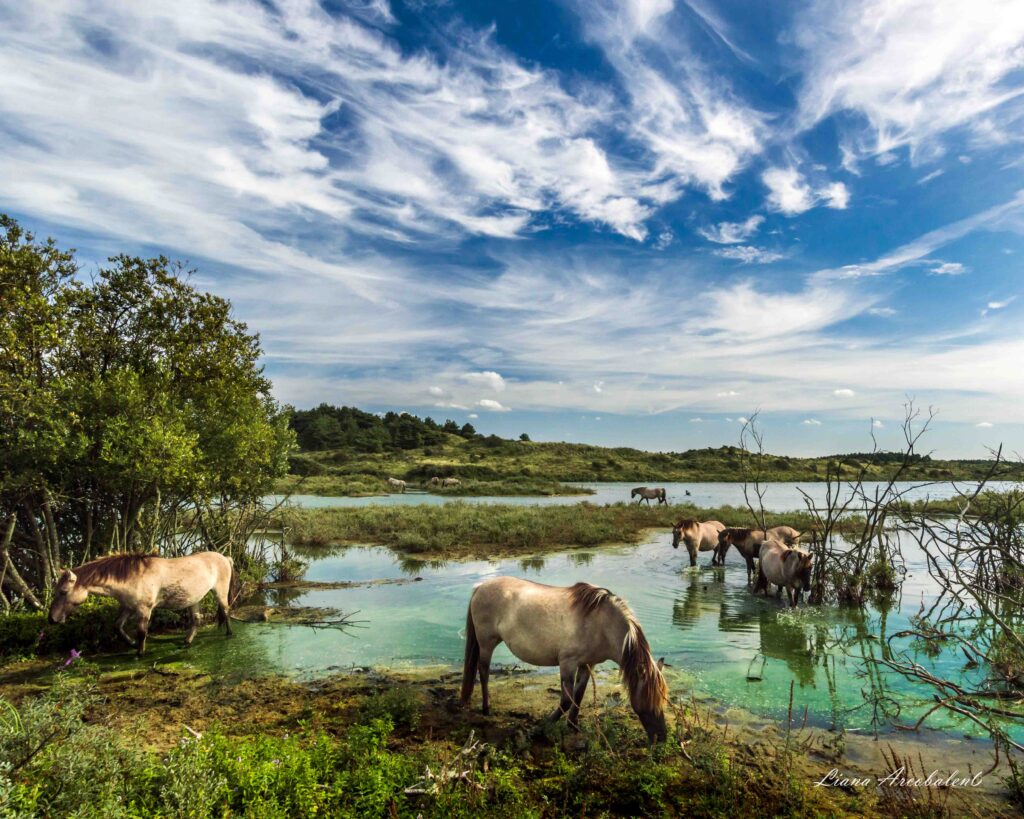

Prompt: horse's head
xmin=48 ymin=569 xmax=86 ymax=624
xmin=671 ymin=519 xmax=696 ymax=549
xmin=637 ymin=701 xmax=668 ymax=744
xmin=671 ymin=526 xmax=681 ymax=549
xmin=783 ymin=549 xmax=814 ymax=587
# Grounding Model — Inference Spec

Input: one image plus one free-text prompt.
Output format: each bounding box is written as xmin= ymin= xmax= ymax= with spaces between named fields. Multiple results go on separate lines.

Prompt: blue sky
xmin=2 ymin=0 xmax=1024 ymax=457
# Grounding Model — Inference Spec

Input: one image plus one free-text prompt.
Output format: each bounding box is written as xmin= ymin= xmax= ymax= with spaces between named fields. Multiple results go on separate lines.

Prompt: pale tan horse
xmin=48 ymin=552 xmax=235 ymax=656
xmin=387 ymin=477 xmax=407 ymax=493
xmin=631 ymin=487 xmax=666 ymax=505
xmin=442 ymin=477 xmax=461 ymax=487
xmin=716 ymin=526 xmax=803 ymax=583
xmin=461 ymin=577 xmax=669 ymax=742
xmin=671 ymin=519 xmax=726 ymax=567
xmin=754 ymin=540 xmax=814 ymax=607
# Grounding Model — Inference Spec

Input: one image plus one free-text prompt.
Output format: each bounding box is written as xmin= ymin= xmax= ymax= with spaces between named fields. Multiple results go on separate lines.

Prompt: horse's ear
xmin=60 ymin=568 xmax=77 ymax=583
xmin=801 ymin=553 xmax=813 ymax=569
xmin=783 ymin=550 xmax=799 ymax=565
xmin=656 ymin=657 xmax=665 ymax=671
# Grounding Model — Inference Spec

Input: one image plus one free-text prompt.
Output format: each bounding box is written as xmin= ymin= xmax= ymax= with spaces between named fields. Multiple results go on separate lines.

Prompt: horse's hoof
xmin=481 ymin=706 xmax=490 ymax=716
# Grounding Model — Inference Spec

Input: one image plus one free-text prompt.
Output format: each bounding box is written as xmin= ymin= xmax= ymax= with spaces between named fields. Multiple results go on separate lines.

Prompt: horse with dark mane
xmin=631 ymin=487 xmax=666 ymax=506
xmin=461 ymin=576 xmax=669 ymax=742
xmin=672 ymin=518 xmax=726 ymax=567
xmin=48 ymin=551 xmax=236 ymax=656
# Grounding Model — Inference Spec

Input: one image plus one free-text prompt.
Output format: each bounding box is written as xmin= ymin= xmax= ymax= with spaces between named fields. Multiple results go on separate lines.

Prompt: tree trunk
xmin=0 ymin=515 xmax=43 ymax=610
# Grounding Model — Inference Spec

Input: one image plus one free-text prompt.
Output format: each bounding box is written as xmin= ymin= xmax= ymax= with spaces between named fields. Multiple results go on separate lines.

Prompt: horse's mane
xmin=674 ymin=518 xmax=698 ymax=530
xmin=74 ymin=554 xmax=155 ymax=585
xmin=568 ymin=583 xmax=668 ymax=714
xmin=727 ymin=527 xmax=753 ymax=538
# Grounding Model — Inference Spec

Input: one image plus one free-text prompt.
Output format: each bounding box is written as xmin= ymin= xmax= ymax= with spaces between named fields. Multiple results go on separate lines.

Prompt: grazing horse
xmin=387 ymin=477 xmax=407 ymax=493
xmin=767 ymin=525 xmax=802 ymax=546
xmin=48 ymin=552 xmax=235 ymax=656
xmin=430 ymin=476 xmax=442 ymax=487
xmin=754 ymin=541 xmax=813 ymax=607
xmin=442 ymin=477 xmax=461 ymax=487
xmin=631 ymin=487 xmax=666 ymax=506
xmin=461 ymin=577 xmax=669 ymax=743
xmin=671 ymin=519 xmax=726 ymax=567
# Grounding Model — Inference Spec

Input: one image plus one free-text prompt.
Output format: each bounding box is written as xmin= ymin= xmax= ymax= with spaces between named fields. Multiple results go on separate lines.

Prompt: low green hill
xmin=278 ymin=405 xmax=1021 ymax=496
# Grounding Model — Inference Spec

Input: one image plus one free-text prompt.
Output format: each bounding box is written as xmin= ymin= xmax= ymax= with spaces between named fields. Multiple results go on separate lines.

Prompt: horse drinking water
xmin=48 ymin=551 xmax=235 ymax=656
xmin=461 ymin=577 xmax=669 ymax=743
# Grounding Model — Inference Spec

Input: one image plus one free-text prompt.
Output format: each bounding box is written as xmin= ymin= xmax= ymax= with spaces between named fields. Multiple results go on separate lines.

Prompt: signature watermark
xmin=815 ymin=767 xmax=985 ymax=790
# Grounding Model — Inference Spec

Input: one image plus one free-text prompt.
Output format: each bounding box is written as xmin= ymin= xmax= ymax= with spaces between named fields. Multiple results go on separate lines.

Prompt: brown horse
xmin=716 ymin=525 xmax=802 ymax=583
xmin=48 ymin=552 xmax=235 ymax=656
xmin=671 ymin=519 xmax=726 ymax=567
xmin=461 ymin=577 xmax=669 ymax=743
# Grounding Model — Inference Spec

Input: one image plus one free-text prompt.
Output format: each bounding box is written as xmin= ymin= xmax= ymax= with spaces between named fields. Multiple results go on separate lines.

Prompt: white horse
xmin=387 ymin=477 xmax=407 ymax=493
xmin=48 ymin=552 xmax=235 ymax=655
xmin=754 ymin=541 xmax=814 ymax=607
xmin=671 ymin=519 xmax=726 ymax=567
xmin=442 ymin=477 xmax=461 ymax=487
xmin=461 ymin=576 xmax=668 ymax=742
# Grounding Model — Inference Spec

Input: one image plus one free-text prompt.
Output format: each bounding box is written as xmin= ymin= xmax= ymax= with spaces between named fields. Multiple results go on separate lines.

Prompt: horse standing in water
xmin=48 ymin=552 xmax=235 ymax=656
xmin=671 ymin=519 xmax=726 ymax=567
xmin=461 ymin=577 xmax=669 ymax=743
xmin=754 ymin=541 xmax=814 ymax=607
xmin=631 ymin=487 xmax=667 ymax=506
xmin=716 ymin=526 xmax=803 ymax=584
xmin=387 ymin=477 xmax=407 ymax=493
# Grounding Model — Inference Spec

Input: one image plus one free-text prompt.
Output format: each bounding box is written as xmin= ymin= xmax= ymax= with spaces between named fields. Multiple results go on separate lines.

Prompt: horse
xmin=387 ymin=477 xmax=407 ymax=493
xmin=631 ymin=487 xmax=666 ymax=506
xmin=671 ymin=519 xmax=726 ymax=567
xmin=442 ymin=477 xmax=461 ymax=487
xmin=754 ymin=540 xmax=813 ymax=607
xmin=461 ymin=577 xmax=669 ymax=743
xmin=430 ymin=476 xmax=442 ymax=487
xmin=48 ymin=552 xmax=235 ymax=656
xmin=716 ymin=526 xmax=802 ymax=583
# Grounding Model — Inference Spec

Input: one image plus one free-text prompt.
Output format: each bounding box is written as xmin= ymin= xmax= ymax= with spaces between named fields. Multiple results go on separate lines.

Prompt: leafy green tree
xmin=0 ymin=216 xmax=293 ymax=607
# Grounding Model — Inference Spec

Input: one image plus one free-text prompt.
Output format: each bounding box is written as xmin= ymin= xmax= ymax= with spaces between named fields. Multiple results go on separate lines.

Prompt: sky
xmin=2 ymin=0 xmax=1024 ymax=457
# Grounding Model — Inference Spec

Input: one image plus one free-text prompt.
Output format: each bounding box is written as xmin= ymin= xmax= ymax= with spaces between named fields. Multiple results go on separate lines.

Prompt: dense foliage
xmin=289 ymin=404 xmax=475 ymax=452
xmin=0 ymin=216 xmax=293 ymax=608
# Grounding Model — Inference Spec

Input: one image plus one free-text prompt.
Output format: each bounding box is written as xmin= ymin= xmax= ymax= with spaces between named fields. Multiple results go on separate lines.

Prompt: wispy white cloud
xmin=699 ymin=214 xmax=764 ymax=244
xmin=477 ymin=398 xmax=510 ymax=412
xmin=976 ymin=421 xmax=994 ymax=428
xmin=793 ymin=0 xmax=1024 ymax=162
xmin=982 ymin=297 xmax=1016 ymax=316
xmin=867 ymin=307 xmax=897 ymax=317
xmin=802 ymin=418 xmax=822 ymax=425
xmin=833 ymin=388 xmax=855 ymax=397
xmin=929 ymin=261 xmax=966 ymax=276
xmin=713 ymin=245 xmax=783 ymax=264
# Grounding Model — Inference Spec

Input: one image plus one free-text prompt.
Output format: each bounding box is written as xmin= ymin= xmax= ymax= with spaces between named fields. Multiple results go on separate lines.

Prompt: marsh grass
xmin=279 ymin=502 xmax=827 ymax=558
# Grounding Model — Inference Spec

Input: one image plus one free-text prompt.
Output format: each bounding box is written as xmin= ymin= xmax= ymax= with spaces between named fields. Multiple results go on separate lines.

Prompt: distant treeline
xmin=288 ymin=404 xmax=477 ymax=452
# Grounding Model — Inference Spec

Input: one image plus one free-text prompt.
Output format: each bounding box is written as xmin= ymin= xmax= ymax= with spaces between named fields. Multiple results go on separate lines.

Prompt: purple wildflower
xmin=62 ymin=649 xmax=82 ymax=668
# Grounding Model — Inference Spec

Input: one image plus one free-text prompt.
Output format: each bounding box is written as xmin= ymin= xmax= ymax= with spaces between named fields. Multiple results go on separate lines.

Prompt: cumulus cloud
xmin=477 ymin=398 xmax=510 ymax=412
xmin=689 ymin=417 xmax=704 ymax=423
xmin=976 ymin=421 xmax=994 ymax=427
xmin=872 ymin=419 xmax=884 ymax=428
xmin=428 ymin=385 xmax=446 ymax=397
xmin=802 ymin=418 xmax=822 ymax=425
xmin=699 ymin=215 xmax=764 ymax=244
xmin=763 ymin=167 xmax=850 ymax=215
xmin=462 ymin=371 xmax=506 ymax=392
xmin=468 ymin=413 xmax=479 ymax=419
xmin=716 ymin=390 xmax=740 ymax=397
xmin=982 ymin=297 xmax=1016 ymax=316
xmin=713 ymin=245 xmax=784 ymax=264
xmin=833 ymin=388 xmax=855 ymax=397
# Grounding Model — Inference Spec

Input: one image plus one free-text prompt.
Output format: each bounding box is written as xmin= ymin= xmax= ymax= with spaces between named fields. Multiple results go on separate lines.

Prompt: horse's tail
xmin=460 ymin=595 xmax=480 ymax=707
xmin=217 ymin=556 xmax=240 ymax=629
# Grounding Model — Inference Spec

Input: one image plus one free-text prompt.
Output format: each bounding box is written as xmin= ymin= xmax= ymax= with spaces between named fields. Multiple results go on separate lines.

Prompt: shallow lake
xmin=131 ymin=527 xmax=1019 ymax=743
xmin=271 ymin=480 xmax=1017 ymax=512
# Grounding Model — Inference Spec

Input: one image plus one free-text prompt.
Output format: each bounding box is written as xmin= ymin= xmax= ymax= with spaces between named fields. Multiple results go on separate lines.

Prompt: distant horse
xmin=754 ymin=541 xmax=813 ymax=607
xmin=442 ymin=477 xmax=461 ymax=487
xmin=631 ymin=487 xmax=666 ymax=506
xmin=461 ymin=577 xmax=669 ymax=743
xmin=430 ymin=476 xmax=442 ymax=487
xmin=387 ymin=477 xmax=407 ymax=493
xmin=716 ymin=526 xmax=803 ymax=583
xmin=48 ymin=552 xmax=235 ymax=656
xmin=671 ymin=519 xmax=726 ymax=567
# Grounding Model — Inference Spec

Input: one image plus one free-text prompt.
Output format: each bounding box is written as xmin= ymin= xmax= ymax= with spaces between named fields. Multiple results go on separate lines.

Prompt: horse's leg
xmin=549 ymin=662 xmax=577 ymax=722
xmin=135 ymin=605 xmax=152 ymax=657
xmin=567 ymin=665 xmax=591 ymax=730
xmin=478 ymin=644 xmax=495 ymax=716
xmin=687 ymin=543 xmax=697 ymax=568
xmin=184 ymin=605 xmax=200 ymax=646
xmin=114 ymin=605 xmax=136 ymax=647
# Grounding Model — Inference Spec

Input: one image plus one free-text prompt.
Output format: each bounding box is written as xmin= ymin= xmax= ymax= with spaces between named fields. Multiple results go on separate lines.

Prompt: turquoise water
xmin=270 ymin=480 xmax=1016 ymax=511
xmin=133 ymin=530 xmax=1018 ymax=741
